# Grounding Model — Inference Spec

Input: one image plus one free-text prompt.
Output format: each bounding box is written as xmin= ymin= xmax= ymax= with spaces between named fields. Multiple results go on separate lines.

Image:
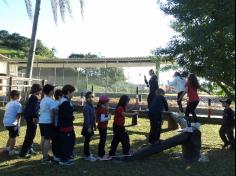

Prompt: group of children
xmin=2 ymin=72 xmax=235 ymax=166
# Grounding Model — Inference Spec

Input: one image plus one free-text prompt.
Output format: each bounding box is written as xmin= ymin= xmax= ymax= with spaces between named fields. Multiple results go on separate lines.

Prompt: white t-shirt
xmin=39 ymin=96 xmax=57 ymax=124
xmin=168 ymin=76 xmax=186 ymax=93
xmin=3 ymin=100 xmax=22 ymax=127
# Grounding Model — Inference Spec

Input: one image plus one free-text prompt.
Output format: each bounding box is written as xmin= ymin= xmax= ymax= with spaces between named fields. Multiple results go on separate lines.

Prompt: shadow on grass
xmin=0 ymin=140 xmax=235 ymax=176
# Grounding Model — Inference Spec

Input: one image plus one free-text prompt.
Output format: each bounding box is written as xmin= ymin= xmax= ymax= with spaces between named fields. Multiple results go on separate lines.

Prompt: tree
xmin=154 ymin=0 xmax=235 ymax=98
xmin=22 ymin=0 xmax=84 ymax=78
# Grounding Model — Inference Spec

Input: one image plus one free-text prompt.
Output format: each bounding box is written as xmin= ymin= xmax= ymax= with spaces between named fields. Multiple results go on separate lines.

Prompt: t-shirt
xmin=168 ymin=76 xmax=186 ymax=93
xmin=97 ymin=107 xmax=109 ymax=129
xmin=3 ymin=100 xmax=22 ymax=127
xmin=114 ymin=106 xmax=125 ymax=126
xmin=186 ymin=82 xmax=199 ymax=102
xmin=39 ymin=96 xmax=57 ymax=124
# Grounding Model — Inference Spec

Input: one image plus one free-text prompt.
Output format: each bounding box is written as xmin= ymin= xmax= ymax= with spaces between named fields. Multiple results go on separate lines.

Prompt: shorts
xmin=39 ymin=124 xmax=54 ymax=140
xmin=6 ymin=126 xmax=19 ymax=138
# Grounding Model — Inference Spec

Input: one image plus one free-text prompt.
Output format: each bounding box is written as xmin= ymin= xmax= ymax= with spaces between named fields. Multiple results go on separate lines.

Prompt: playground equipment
xmin=125 ymin=129 xmax=201 ymax=163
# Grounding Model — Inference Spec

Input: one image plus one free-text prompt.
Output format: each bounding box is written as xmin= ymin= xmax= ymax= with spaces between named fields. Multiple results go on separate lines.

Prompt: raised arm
xmin=144 ymin=76 xmax=149 ymax=87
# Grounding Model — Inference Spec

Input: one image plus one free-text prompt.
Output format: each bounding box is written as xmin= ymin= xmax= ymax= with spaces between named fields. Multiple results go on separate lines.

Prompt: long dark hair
xmin=116 ymin=95 xmax=130 ymax=110
xmin=174 ymin=72 xmax=184 ymax=80
xmin=188 ymin=74 xmax=200 ymax=90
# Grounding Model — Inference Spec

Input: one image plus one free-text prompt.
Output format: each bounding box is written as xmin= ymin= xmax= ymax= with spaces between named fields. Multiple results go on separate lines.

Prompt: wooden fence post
xmin=208 ymin=99 xmax=212 ymax=118
xmin=8 ymin=77 xmax=13 ymax=101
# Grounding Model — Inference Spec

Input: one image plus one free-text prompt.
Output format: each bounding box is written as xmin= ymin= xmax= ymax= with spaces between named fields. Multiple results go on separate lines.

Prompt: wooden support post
xmin=208 ymin=99 xmax=212 ymax=118
xmin=8 ymin=77 xmax=13 ymax=101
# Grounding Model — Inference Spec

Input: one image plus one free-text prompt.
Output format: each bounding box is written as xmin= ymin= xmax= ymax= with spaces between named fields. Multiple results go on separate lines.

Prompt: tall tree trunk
xmin=26 ymin=0 xmax=41 ymax=78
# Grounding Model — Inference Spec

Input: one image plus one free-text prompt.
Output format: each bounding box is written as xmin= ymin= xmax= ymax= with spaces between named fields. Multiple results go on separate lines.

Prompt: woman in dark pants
xmin=144 ymin=69 xmax=159 ymax=109
xmin=179 ymin=73 xmax=209 ymax=132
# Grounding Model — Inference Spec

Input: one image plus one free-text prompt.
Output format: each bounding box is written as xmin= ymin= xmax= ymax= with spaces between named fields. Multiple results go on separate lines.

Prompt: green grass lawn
xmin=0 ymin=112 xmax=235 ymax=176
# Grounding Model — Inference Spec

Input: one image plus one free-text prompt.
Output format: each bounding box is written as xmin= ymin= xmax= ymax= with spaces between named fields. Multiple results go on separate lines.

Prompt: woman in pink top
xmin=184 ymin=74 xmax=200 ymax=127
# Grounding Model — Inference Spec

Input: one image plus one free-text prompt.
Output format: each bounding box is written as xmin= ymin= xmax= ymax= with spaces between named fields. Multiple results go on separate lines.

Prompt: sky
xmin=0 ymin=0 xmax=176 ymax=84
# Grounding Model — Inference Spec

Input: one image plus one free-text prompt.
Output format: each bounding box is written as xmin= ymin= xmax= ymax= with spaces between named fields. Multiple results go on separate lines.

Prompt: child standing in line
xmin=96 ymin=95 xmax=111 ymax=161
xmin=52 ymin=89 xmax=63 ymax=162
xmin=219 ymin=99 xmax=235 ymax=150
xmin=148 ymin=89 xmax=169 ymax=145
xmin=3 ymin=90 xmax=22 ymax=156
xmin=82 ymin=91 xmax=97 ymax=162
xmin=58 ymin=85 xmax=76 ymax=166
xmin=109 ymin=95 xmax=137 ymax=157
xmin=39 ymin=84 xmax=57 ymax=164
xmin=19 ymin=84 xmax=42 ymax=158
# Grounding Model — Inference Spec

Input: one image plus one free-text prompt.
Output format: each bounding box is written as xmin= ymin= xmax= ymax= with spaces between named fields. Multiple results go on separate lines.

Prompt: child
xmin=168 ymin=72 xmax=186 ymax=113
xmin=82 ymin=91 xmax=97 ymax=162
xmin=109 ymin=95 xmax=137 ymax=157
xmin=96 ymin=95 xmax=111 ymax=160
xmin=219 ymin=99 xmax=235 ymax=150
xmin=52 ymin=89 xmax=63 ymax=162
xmin=3 ymin=90 xmax=22 ymax=156
xmin=19 ymin=84 xmax=42 ymax=158
xmin=179 ymin=73 xmax=201 ymax=132
xmin=148 ymin=89 xmax=169 ymax=145
xmin=39 ymin=84 xmax=56 ymax=164
xmin=58 ymin=85 xmax=76 ymax=166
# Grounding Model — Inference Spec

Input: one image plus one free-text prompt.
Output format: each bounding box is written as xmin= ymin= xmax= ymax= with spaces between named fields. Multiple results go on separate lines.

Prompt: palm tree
xmin=23 ymin=0 xmax=84 ymax=78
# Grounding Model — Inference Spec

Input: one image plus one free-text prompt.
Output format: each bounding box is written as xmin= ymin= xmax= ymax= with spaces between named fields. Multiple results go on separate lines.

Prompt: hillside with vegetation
xmin=0 ymin=30 xmax=55 ymax=59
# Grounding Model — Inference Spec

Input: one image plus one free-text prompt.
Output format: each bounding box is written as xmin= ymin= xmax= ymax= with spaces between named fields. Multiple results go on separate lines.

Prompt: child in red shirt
xmin=109 ymin=95 xmax=137 ymax=157
xmin=96 ymin=95 xmax=111 ymax=160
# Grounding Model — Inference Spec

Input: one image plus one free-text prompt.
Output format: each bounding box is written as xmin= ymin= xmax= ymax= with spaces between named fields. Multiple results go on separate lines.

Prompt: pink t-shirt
xmin=186 ymin=82 xmax=199 ymax=102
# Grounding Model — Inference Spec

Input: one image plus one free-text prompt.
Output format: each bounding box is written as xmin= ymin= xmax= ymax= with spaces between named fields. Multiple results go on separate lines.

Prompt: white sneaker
xmin=8 ymin=150 xmax=20 ymax=156
xmin=53 ymin=156 xmax=61 ymax=162
xmin=182 ymin=127 xmax=194 ymax=133
xmin=85 ymin=155 xmax=97 ymax=162
xmin=59 ymin=160 xmax=74 ymax=166
xmin=98 ymin=155 xmax=112 ymax=161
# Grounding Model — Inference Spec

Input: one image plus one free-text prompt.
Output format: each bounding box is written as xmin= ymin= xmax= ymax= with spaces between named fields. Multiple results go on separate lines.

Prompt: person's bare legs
xmin=9 ymin=138 xmax=16 ymax=151
xmin=6 ymin=138 xmax=10 ymax=149
xmin=41 ymin=137 xmax=45 ymax=157
xmin=42 ymin=139 xmax=51 ymax=159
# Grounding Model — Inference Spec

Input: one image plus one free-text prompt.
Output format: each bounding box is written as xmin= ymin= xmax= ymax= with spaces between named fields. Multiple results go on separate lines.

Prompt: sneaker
xmin=222 ymin=143 xmax=230 ymax=149
xmin=98 ymin=155 xmax=112 ymax=161
xmin=182 ymin=127 xmax=194 ymax=133
xmin=228 ymin=145 xmax=235 ymax=151
xmin=19 ymin=153 xmax=31 ymax=159
xmin=29 ymin=148 xmax=38 ymax=155
xmin=53 ymin=156 xmax=61 ymax=163
xmin=84 ymin=155 xmax=97 ymax=162
xmin=41 ymin=157 xmax=52 ymax=165
xmin=8 ymin=150 xmax=20 ymax=156
xmin=59 ymin=160 xmax=74 ymax=166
